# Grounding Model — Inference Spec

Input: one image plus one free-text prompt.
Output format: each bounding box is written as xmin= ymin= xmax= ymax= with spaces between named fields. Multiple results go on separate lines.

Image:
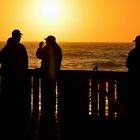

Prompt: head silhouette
xmin=44 ymin=35 xmax=56 ymax=45
xmin=12 ymin=29 xmax=23 ymax=42
xmin=133 ymin=35 xmax=140 ymax=47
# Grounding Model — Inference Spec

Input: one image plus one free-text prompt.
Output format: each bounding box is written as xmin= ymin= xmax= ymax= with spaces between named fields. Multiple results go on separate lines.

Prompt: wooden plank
xmin=33 ymin=75 xmax=39 ymax=117
xmin=98 ymin=80 xmax=106 ymax=119
xmin=91 ymin=78 xmax=98 ymax=119
xmin=108 ymin=79 xmax=115 ymax=119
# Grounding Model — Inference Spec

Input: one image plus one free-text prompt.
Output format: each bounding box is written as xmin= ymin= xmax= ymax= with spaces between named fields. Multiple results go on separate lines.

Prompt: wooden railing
xmin=0 ymin=69 xmax=129 ymax=139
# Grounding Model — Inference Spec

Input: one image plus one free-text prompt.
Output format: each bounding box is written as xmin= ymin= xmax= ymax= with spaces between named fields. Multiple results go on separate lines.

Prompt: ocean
xmin=0 ymin=41 xmax=133 ymax=72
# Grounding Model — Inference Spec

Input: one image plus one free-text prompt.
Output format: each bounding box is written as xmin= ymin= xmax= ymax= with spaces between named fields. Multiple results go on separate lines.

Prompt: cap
xmin=133 ymin=35 xmax=140 ymax=42
xmin=12 ymin=29 xmax=23 ymax=37
xmin=44 ymin=35 xmax=56 ymax=41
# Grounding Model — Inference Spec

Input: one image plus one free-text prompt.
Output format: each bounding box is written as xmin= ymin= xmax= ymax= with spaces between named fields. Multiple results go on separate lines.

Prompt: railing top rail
xmin=0 ymin=68 xmax=128 ymax=78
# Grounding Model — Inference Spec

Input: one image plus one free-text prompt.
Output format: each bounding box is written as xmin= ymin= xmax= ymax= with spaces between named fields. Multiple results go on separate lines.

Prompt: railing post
xmin=57 ymin=71 xmax=89 ymax=139
xmin=108 ymin=79 xmax=116 ymax=119
xmin=91 ymin=78 xmax=98 ymax=119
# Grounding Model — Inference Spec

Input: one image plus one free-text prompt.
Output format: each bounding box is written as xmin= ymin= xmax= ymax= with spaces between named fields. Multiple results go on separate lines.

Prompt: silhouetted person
xmin=126 ymin=35 xmax=140 ymax=136
xmin=36 ymin=35 xmax=62 ymax=77
xmin=36 ymin=35 xmax=62 ymax=140
xmin=0 ymin=29 xmax=28 ymax=140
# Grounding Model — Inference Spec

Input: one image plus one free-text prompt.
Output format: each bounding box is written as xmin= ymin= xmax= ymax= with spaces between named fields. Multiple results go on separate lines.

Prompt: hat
xmin=44 ymin=35 xmax=56 ymax=41
xmin=12 ymin=29 xmax=23 ymax=37
xmin=133 ymin=35 xmax=140 ymax=42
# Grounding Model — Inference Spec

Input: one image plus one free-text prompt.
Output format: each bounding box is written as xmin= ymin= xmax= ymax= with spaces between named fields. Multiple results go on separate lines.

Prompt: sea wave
xmin=0 ymin=41 xmax=133 ymax=71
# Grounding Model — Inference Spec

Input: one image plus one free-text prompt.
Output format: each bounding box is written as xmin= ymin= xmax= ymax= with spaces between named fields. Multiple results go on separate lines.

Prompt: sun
xmin=22 ymin=0 xmax=78 ymax=40
xmin=35 ymin=1 xmax=63 ymax=23
xmin=41 ymin=3 xmax=59 ymax=19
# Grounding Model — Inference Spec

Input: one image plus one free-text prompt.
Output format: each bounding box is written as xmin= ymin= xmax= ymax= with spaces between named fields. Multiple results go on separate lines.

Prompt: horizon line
xmin=0 ymin=40 xmax=132 ymax=43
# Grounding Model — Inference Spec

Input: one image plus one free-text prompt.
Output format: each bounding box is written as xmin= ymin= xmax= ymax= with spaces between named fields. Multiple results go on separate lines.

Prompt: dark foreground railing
xmin=0 ymin=69 xmax=129 ymax=140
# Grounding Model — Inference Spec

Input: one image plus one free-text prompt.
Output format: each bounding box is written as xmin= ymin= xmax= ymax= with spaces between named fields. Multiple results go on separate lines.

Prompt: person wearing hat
xmin=0 ymin=29 xmax=28 ymax=75
xmin=125 ymin=35 xmax=140 ymax=136
xmin=36 ymin=35 xmax=62 ymax=139
xmin=0 ymin=29 xmax=28 ymax=139
xmin=12 ymin=29 xmax=23 ymax=42
xmin=126 ymin=35 xmax=140 ymax=72
xmin=36 ymin=35 xmax=62 ymax=76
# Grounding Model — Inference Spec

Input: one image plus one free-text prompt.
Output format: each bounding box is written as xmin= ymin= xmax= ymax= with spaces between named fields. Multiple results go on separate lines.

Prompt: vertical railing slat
xmin=33 ymin=75 xmax=39 ymax=118
xmin=108 ymin=79 xmax=115 ymax=119
xmin=91 ymin=78 xmax=98 ymax=119
xmin=98 ymin=80 xmax=106 ymax=119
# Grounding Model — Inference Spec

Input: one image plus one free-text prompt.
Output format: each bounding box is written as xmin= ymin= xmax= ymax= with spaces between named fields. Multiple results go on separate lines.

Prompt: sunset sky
xmin=1 ymin=0 xmax=140 ymax=42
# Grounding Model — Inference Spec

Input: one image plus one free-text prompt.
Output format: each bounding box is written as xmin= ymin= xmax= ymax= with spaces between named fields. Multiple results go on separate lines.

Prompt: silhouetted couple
xmin=0 ymin=30 xmax=62 ymax=140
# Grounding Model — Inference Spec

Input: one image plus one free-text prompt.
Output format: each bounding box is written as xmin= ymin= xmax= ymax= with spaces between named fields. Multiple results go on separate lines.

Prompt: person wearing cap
xmin=0 ymin=29 xmax=28 ymax=77
xmin=11 ymin=29 xmax=23 ymax=42
xmin=126 ymin=35 xmax=140 ymax=72
xmin=125 ymin=35 xmax=140 ymax=135
xmin=36 ymin=35 xmax=62 ymax=139
xmin=36 ymin=35 xmax=62 ymax=77
xmin=0 ymin=29 xmax=28 ymax=139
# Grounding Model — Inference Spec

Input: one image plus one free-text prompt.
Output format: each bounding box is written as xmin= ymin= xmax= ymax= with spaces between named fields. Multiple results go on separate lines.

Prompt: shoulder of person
xmin=0 ymin=44 xmax=10 ymax=53
xmin=55 ymin=44 xmax=61 ymax=50
xmin=19 ymin=43 xmax=27 ymax=53
xmin=19 ymin=43 xmax=24 ymax=46
xmin=129 ymin=48 xmax=136 ymax=55
xmin=19 ymin=43 xmax=26 ymax=48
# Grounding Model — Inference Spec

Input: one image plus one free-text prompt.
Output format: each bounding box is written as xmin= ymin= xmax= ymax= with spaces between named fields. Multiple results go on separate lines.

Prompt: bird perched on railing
xmin=93 ymin=65 xmax=98 ymax=71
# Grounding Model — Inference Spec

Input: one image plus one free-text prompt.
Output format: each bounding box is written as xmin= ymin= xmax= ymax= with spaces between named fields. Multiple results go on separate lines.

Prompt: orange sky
xmin=0 ymin=0 xmax=140 ymax=42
